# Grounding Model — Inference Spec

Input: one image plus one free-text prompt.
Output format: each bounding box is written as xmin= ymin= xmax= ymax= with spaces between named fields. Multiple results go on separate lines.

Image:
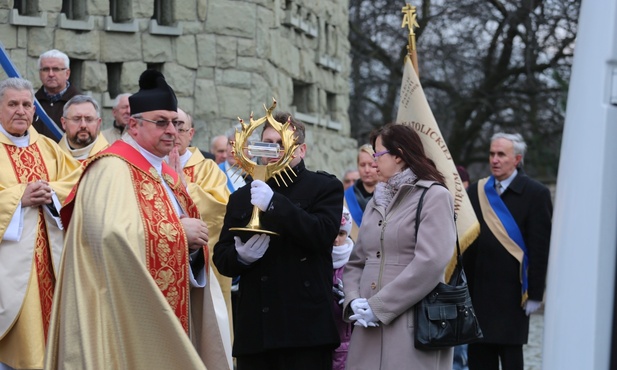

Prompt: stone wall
xmin=0 ymin=0 xmax=358 ymax=178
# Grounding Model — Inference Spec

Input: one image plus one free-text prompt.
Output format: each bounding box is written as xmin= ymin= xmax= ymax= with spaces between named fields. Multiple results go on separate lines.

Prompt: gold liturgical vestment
xmin=182 ymin=148 xmax=233 ymax=330
xmin=58 ymin=132 xmax=109 ymax=161
xmin=45 ymin=141 xmax=231 ymax=370
xmin=0 ymin=127 xmax=81 ymax=369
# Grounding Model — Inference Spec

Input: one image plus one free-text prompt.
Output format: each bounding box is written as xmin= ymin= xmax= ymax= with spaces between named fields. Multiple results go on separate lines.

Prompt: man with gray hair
xmin=33 ymin=49 xmax=81 ymax=141
xmin=59 ymin=95 xmax=109 ymax=161
xmin=463 ymin=132 xmax=552 ymax=370
xmin=101 ymin=93 xmax=131 ymax=143
xmin=0 ymin=77 xmax=81 ymax=370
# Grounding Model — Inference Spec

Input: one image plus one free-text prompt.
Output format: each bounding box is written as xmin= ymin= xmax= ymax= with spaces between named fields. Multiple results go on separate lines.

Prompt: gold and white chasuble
xmin=44 ymin=140 xmax=231 ymax=370
xmin=0 ymin=127 xmax=81 ymax=369
xmin=58 ymin=132 xmax=109 ymax=162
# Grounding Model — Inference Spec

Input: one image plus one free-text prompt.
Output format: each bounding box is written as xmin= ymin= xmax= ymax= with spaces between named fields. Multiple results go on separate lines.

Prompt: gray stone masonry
xmin=0 ymin=0 xmax=357 ymax=179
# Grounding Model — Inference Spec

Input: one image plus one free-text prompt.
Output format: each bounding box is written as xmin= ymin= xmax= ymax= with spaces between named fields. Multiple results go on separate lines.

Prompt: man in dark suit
xmin=213 ymin=112 xmax=343 ymax=370
xmin=463 ymin=132 xmax=552 ymax=370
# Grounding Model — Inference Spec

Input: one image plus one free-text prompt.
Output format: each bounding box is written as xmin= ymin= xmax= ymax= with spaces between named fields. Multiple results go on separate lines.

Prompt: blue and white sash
xmin=344 ymin=185 xmax=363 ymax=227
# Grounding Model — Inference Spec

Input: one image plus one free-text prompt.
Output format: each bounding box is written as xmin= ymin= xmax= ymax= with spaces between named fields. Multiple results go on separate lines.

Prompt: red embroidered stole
xmin=4 ymin=143 xmax=55 ymax=343
xmin=182 ymin=164 xmax=210 ymax=273
xmin=183 ymin=166 xmax=195 ymax=183
xmin=62 ymin=141 xmax=205 ymax=333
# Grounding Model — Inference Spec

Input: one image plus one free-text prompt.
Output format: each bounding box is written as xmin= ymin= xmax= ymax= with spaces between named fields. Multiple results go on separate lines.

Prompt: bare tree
xmin=349 ymin=0 xmax=580 ymax=181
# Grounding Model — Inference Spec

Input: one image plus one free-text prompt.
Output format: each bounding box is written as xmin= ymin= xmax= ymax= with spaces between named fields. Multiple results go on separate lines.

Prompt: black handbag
xmin=413 ymin=185 xmax=483 ymax=350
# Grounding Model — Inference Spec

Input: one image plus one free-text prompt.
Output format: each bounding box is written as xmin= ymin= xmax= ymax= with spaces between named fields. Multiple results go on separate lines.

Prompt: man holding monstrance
xmin=213 ymin=103 xmax=344 ymax=370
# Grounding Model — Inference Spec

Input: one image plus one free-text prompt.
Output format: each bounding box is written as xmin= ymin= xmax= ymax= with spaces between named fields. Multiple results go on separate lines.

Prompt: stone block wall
xmin=0 ymin=0 xmax=358 ymax=178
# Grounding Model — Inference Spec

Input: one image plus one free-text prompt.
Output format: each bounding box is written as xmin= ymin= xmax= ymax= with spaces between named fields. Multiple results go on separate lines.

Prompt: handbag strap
xmin=414 ymin=183 xmax=464 ymax=282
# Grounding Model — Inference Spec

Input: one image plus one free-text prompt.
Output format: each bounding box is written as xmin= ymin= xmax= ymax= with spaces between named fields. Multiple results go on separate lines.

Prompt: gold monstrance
xmin=228 ymin=99 xmax=300 ymax=236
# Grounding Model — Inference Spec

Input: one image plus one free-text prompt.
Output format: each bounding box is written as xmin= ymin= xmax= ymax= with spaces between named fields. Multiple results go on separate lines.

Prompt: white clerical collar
xmin=120 ymin=135 xmax=184 ymax=214
xmin=122 ymin=135 xmax=165 ymax=174
xmin=179 ymin=149 xmax=192 ymax=168
xmin=499 ymin=169 xmax=518 ymax=191
xmin=64 ymin=135 xmax=98 ymax=160
xmin=0 ymin=125 xmax=30 ymax=147
xmin=134 ymin=142 xmax=165 ymax=175
xmin=131 ymin=140 xmax=185 ymax=215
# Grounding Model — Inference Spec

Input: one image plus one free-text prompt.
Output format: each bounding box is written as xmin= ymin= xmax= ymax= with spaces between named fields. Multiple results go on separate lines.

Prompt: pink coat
xmin=342 ymin=180 xmax=456 ymax=370
xmin=333 ymin=266 xmax=352 ymax=370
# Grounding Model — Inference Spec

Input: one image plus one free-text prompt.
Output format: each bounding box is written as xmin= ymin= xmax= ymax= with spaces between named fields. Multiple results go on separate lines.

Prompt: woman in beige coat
xmin=342 ymin=123 xmax=456 ymax=370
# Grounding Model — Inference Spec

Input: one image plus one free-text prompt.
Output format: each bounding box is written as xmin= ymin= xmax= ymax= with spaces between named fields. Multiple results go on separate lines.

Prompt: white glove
xmin=361 ymin=305 xmax=379 ymax=324
xmin=250 ymin=180 xmax=274 ymax=212
xmin=350 ymin=298 xmax=369 ymax=314
xmin=351 ymin=315 xmax=379 ymax=328
xmin=524 ymin=300 xmax=542 ymax=316
xmin=350 ymin=298 xmax=379 ymax=327
xmin=234 ymin=234 xmax=270 ymax=264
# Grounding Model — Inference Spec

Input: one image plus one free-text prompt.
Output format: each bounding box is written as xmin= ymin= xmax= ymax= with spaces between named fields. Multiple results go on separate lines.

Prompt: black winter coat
xmin=33 ymin=84 xmax=81 ymax=142
xmin=213 ymin=160 xmax=343 ymax=356
xmin=463 ymin=172 xmax=552 ymax=344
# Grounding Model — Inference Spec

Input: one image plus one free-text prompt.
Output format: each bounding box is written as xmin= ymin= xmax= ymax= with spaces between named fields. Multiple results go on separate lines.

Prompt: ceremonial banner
xmin=396 ymin=56 xmax=480 ymax=279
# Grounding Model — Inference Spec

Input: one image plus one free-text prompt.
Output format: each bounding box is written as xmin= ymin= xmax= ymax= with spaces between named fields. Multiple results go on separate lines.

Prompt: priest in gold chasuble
xmin=57 ymin=95 xmax=109 ymax=162
xmin=167 ymin=108 xmax=233 ymax=355
xmin=44 ymin=70 xmax=231 ymax=370
xmin=0 ymin=78 xmax=81 ymax=370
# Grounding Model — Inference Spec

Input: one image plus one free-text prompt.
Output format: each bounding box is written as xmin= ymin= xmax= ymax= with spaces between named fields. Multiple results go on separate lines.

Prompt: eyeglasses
xmin=39 ymin=67 xmax=68 ymax=73
xmin=137 ymin=117 xmax=181 ymax=129
xmin=373 ymin=150 xmax=390 ymax=159
xmin=174 ymin=122 xmax=190 ymax=133
xmin=65 ymin=116 xmax=98 ymax=124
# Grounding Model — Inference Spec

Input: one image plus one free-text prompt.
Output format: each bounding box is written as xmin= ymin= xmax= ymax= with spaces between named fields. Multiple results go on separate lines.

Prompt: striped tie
xmin=495 ymin=181 xmax=503 ymax=195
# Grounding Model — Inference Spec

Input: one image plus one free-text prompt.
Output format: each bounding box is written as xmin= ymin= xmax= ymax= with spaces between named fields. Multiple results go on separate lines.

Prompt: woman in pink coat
xmin=342 ymin=123 xmax=456 ymax=370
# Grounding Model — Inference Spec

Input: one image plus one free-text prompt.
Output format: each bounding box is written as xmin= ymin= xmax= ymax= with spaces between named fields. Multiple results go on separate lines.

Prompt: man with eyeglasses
xmin=45 ymin=70 xmax=232 ymax=370
xmin=167 ymin=107 xmax=233 ymax=343
xmin=33 ymin=49 xmax=81 ymax=142
xmin=58 ymin=95 xmax=108 ymax=161
xmin=0 ymin=77 xmax=81 ymax=370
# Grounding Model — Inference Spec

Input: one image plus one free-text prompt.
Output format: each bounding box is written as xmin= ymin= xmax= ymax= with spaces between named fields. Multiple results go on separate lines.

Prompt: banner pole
xmin=401 ymin=4 xmax=420 ymax=77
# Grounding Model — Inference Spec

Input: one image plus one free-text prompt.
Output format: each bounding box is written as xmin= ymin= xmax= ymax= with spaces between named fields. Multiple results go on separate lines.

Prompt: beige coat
xmin=343 ymin=180 xmax=456 ymax=370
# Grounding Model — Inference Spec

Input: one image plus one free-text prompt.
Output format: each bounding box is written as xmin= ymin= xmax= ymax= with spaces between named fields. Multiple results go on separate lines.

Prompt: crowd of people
xmin=0 ymin=48 xmax=552 ymax=370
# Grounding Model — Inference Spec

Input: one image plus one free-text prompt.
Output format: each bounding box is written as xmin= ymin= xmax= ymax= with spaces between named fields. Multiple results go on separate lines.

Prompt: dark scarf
xmin=352 ymin=179 xmax=373 ymax=212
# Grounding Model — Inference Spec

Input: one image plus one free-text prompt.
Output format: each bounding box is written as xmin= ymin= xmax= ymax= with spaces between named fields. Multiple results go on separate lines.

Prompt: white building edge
xmin=543 ymin=1 xmax=617 ymax=369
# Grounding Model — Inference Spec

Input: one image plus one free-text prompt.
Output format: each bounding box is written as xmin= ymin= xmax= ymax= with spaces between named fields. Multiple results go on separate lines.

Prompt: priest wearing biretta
xmin=45 ymin=70 xmax=232 ymax=370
